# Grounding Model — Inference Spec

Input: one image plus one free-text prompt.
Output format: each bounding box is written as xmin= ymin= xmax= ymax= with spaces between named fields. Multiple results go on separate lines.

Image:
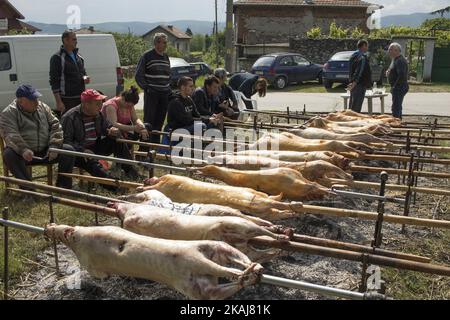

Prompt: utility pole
xmin=215 ymin=0 xmax=219 ymax=67
xmin=225 ymin=0 xmax=234 ymax=72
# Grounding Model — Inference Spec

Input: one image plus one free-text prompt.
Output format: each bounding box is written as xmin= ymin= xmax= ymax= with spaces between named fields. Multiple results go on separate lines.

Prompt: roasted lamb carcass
xmin=208 ymin=156 xmax=353 ymax=187
xmin=109 ymin=202 xmax=290 ymax=261
xmin=308 ymin=117 xmax=393 ymax=135
xmin=289 ymin=127 xmax=388 ymax=146
xmin=139 ymin=175 xmax=304 ymax=220
xmin=249 ymin=132 xmax=373 ymax=154
xmin=118 ymin=189 xmax=271 ymax=226
xmin=234 ymin=150 xmax=351 ymax=169
xmin=45 ymin=224 xmax=263 ymax=300
xmin=195 ymin=165 xmax=334 ymax=201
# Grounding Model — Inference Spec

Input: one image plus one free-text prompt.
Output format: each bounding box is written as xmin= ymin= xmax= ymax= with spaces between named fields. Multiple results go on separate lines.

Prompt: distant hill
xmin=27 ymin=20 xmax=226 ymax=36
xmin=381 ymin=12 xmax=450 ymax=28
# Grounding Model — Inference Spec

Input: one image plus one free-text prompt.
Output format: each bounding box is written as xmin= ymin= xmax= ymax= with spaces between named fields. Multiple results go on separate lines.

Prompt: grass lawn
xmin=269 ymin=81 xmax=450 ymax=94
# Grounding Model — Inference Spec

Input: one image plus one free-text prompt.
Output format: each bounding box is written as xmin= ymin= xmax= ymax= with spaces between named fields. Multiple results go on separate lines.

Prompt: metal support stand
xmin=146 ymin=150 xmax=156 ymax=178
xmin=48 ymin=199 xmax=60 ymax=275
xmin=372 ymin=172 xmax=389 ymax=248
xmin=286 ymin=107 xmax=290 ymax=124
xmin=402 ymin=152 xmax=416 ymax=234
xmin=359 ymin=254 xmax=369 ymax=293
xmin=2 ymin=207 xmax=9 ymax=300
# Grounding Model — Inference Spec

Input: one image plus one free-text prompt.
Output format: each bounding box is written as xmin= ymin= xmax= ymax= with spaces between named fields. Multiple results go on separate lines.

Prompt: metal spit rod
xmin=331 ymin=186 xmax=406 ymax=204
xmin=0 ymin=218 xmax=387 ymax=301
xmin=48 ymin=148 xmax=187 ymax=173
xmin=260 ymin=275 xmax=386 ymax=300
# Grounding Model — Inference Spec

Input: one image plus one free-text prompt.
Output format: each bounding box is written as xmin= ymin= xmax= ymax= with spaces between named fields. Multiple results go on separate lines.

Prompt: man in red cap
xmin=57 ymin=89 xmax=139 ymax=190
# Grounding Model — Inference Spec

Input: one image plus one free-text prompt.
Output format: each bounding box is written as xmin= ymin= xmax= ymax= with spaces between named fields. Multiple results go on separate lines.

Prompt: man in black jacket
xmin=167 ymin=77 xmax=222 ymax=134
xmin=387 ymin=42 xmax=409 ymax=119
xmin=50 ymin=31 xmax=89 ymax=116
xmin=135 ymin=33 xmax=171 ymax=144
xmin=57 ymin=89 xmax=138 ymax=190
xmin=192 ymin=75 xmax=222 ymax=117
xmin=348 ymin=40 xmax=372 ymax=113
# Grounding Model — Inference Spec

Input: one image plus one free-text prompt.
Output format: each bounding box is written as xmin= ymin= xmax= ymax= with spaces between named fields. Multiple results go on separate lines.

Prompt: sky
xmin=9 ymin=0 xmax=450 ymax=24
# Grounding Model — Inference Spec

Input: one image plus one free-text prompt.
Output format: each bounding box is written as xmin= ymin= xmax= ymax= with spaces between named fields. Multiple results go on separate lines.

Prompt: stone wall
xmin=289 ymin=38 xmax=391 ymax=64
xmin=235 ymin=5 xmax=370 ymax=45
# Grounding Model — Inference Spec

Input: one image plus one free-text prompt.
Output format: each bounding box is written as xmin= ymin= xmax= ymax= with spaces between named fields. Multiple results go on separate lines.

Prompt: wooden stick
xmin=392 ymin=128 xmax=450 ymax=134
xmin=58 ymin=173 xmax=141 ymax=189
xmin=345 ymin=153 xmax=450 ymax=165
xmin=7 ymin=188 xmax=433 ymax=265
xmin=250 ymin=237 xmax=450 ymax=276
xmin=329 ymin=178 xmax=450 ymax=197
xmin=349 ymin=165 xmax=450 ymax=179
xmin=63 ymin=173 xmax=450 ymax=230
xmin=292 ymin=234 xmax=431 ymax=263
xmin=8 ymin=188 xmax=119 ymax=218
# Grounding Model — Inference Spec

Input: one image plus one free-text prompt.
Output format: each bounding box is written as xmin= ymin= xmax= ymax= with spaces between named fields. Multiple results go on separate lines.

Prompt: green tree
xmin=186 ymin=27 xmax=193 ymax=37
xmin=191 ymin=34 xmax=205 ymax=52
xmin=112 ymin=32 xmax=147 ymax=66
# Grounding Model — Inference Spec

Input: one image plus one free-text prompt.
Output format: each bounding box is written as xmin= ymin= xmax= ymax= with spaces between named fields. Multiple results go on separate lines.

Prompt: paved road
xmin=137 ymin=92 xmax=450 ymax=116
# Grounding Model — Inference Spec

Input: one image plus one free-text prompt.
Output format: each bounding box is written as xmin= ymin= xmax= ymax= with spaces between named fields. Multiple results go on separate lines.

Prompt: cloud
xmin=370 ymin=0 xmax=450 ymax=16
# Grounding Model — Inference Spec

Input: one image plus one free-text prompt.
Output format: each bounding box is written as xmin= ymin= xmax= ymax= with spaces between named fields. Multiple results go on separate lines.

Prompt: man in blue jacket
xmin=348 ymin=40 xmax=372 ymax=113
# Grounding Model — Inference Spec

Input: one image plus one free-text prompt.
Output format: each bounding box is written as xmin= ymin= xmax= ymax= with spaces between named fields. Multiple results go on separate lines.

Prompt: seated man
xmin=57 ymin=89 xmax=140 ymax=190
xmin=192 ymin=75 xmax=223 ymax=117
xmin=167 ymin=76 xmax=222 ymax=135
xmin=229 ymin=72 xmax=267 ymax=110
xmin=0 ymin=84 xmax=67 ymax=187
xmin=214 ymin=68 xmax=239 ymax=119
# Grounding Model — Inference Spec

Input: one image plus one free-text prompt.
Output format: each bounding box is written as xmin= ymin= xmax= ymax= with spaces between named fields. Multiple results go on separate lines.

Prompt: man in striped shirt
xmin=135 ymin=33 xmax=172 ymax=144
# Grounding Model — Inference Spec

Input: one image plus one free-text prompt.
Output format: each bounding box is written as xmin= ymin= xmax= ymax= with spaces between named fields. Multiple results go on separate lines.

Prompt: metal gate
xmin=432 ymin=47 xmax=450 ymax=83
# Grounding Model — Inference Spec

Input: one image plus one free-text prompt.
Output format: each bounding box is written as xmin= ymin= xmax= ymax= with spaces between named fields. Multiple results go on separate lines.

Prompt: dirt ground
xmin=4 ymin=115 xmax=450 ymax=300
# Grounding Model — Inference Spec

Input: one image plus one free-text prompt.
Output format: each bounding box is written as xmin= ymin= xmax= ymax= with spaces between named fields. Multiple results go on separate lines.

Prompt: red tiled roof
xmin=143 ymin=25 xmax=192 ymax=39
xmin=234 ymin=0 xmax=373 ymax=7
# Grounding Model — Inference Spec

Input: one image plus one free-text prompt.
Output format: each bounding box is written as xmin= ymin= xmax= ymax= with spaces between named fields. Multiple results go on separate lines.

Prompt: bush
xmin=307 ymin=27 xmax=323 ymax=39
xmin=329 ymin=22 xmax=349 ymax=39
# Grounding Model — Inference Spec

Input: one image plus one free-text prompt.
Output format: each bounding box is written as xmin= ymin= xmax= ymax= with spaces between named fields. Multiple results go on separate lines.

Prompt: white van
xmin=0 ymin=34 xmax=124 ymax=111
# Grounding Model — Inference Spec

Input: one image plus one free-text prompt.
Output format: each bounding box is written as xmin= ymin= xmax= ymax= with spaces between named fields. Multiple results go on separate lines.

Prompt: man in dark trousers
xmin=348 ymin=40 xmax=372 ymax=113
xmin=58 ymin=89 xmax=139 ymax=190
xmin=387 ymin=42 xmax=409 ymax=119
xmin=135 ymin=33 xmax=171 ymax=144
xmin=50 ymin=31 xmax=89 ymax=116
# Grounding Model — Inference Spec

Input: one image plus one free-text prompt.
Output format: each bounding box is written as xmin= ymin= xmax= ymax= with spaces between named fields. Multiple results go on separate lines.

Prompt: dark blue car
xmin=170 ymin=57 xmax=197 ymax=87
xmin=322 ymin=51 xmax=384 ymax=89
xmin=251 ymin=53 xmax=323 ymax=89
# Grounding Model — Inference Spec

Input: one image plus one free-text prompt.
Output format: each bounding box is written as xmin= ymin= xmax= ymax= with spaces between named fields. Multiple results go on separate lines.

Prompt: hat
xmin=16 ymin=84 xmax=42 ymax=100
xmin=81 ymin=89 xmax=107 ymax=102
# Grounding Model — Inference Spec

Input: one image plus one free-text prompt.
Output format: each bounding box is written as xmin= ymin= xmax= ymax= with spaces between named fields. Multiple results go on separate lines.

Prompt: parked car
xmin=250 ymin=53 xmax=323 ymax=89
xmin=170 ymin=57 xmax=197 ymax=87
xmin=322 ymin=51 xmax=385 ymax=89
xmin=0 ymin=34 xmax=123 ymax=111
xmin=190 ymin=62 xmax=213 ymax=77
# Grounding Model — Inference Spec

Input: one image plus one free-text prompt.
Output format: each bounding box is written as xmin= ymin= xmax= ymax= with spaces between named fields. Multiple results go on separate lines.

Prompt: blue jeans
xmin=391 ymin=84 xmax=409 ymax=119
